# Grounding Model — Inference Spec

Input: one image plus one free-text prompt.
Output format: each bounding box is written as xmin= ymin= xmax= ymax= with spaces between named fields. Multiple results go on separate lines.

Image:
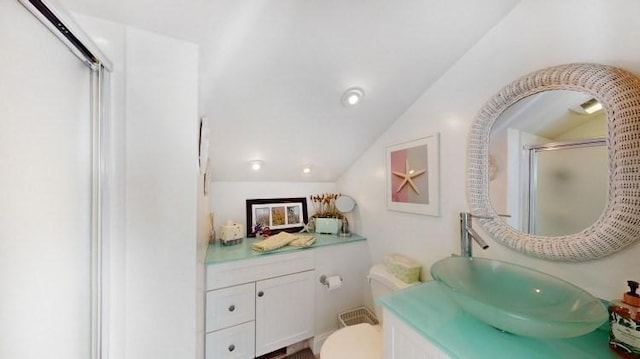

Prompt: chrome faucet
xmin=460 ymin=212 xmax=489 ymax=257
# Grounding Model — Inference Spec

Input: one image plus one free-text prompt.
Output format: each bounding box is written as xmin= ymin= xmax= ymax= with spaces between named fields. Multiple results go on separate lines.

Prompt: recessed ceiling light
xmin=341 ymin=87 xmax=365 ymax=107
xmin=250 ymin=160 xmax=263 ymax=171
xmin=580 ymin=98 xmax=603 ymax=114
xmin=302 ymin=166 xmax=312 ymax=174
xmin=570 ymin=97 xmax=603 ymax=115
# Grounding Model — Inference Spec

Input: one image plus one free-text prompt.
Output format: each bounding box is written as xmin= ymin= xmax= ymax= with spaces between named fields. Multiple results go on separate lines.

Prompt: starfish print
xmin=392 ymin=158 xmax=426 ymax=194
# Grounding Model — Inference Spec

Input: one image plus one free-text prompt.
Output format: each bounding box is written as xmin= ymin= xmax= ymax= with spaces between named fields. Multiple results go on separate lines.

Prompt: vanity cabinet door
xmin=255 ymin=270 xmax=315 ymax=357
xmin=383 ymin=309 xmax=449 ymax=359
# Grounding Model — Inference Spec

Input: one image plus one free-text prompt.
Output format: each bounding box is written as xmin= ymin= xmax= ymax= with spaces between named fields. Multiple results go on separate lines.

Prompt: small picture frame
xmin=386 ymin=134 xmax=440 ymax=216
xmin=246 ymin=197 xmax=308 ymax=237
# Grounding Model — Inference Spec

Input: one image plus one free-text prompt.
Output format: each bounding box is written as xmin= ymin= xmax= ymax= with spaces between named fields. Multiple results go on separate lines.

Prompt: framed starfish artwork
xmin=386 ymin=134 xmax=440 ymax=216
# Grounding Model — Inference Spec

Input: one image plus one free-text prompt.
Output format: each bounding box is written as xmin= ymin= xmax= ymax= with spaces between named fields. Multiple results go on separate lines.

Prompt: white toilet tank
xmin=368 ymin=264 xmax=418 ymax=321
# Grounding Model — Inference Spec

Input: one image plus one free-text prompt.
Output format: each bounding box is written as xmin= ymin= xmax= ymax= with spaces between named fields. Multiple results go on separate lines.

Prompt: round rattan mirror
xmin=468 ymin=63 xmax=640 ymax=261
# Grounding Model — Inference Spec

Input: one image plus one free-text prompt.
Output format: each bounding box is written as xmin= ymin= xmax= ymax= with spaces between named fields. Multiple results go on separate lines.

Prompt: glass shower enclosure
xmin=0 ymin=1 xmax=110 ymax=358
xmin=525 ymin=139 xmax=608 ymax=236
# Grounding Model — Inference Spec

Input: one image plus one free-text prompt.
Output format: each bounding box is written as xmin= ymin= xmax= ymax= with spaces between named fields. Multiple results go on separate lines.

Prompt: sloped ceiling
xmin=59 ymin=0 xmax=520 ymax=182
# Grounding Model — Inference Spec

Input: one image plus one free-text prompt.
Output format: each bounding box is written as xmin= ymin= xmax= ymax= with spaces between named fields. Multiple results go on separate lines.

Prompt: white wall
xmin=337 ymin=0 xmax=640 ymax=301
xmin=74 ymin=15 xmax=203 ymax=359
xmin=313 ymin=241 xmax=371 ymax=352
xmin=210 ymin=182 xmax=338 ymax=237
xmin=125 ymin=27 xmax=199 ymax=359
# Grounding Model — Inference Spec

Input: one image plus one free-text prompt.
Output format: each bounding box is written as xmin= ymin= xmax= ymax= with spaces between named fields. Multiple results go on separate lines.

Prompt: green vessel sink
xmin=430 ymin=256 xmax=607 ymax=338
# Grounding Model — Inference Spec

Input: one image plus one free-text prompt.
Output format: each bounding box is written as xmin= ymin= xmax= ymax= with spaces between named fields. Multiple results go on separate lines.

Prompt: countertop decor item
xmin=608 ymin=280 xmax=640 ymax=358
xmin=245 ymin=197 xmax=308 ymax=237
xmin=386 ymin=134 xmax=440 ymax=216
xmin=250 ymin=231 xmax=315 ymax=253
xmin=220 ymin=237 xmax=242 ymax=246
xmin=309 ymin=193 xmax=341 ymax=218
xmin=252 ymin=223 xmax=271 ymax=239
xmin=219 ymin=220 xmax=243 ymax=246
xmin=208 ymin=212 xmax=215 ymax=243
xmin=335 ymin=195 xmax=357 ymax=237
xmin=308 ymin=193 xmax=345 ymax=233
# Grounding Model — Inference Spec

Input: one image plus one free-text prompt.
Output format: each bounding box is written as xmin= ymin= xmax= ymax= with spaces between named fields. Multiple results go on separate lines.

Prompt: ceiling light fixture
xmin=580 ymin=98 xmax=603 ymax=114
xmin=570 ymin=97 xmax=603 ymax=115
xmin=302 ymin=166 xmax=312 ymax=174
xmin=341 ymin=87 xmax=365 ymax=107
xmin=250 ymin=160 xmax=263 ymax=171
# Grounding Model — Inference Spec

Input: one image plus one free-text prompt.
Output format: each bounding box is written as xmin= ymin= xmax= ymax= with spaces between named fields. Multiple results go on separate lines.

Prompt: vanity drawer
xmin=207 ymin=250 xmax=315 ymax=290
xmin=206 ymin=282 xmax=255 ymax=332
xmin=206 ymin=321 xmax=255 ymax=359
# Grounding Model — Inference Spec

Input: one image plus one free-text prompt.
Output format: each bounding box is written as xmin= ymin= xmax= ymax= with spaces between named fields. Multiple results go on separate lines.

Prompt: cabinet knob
xmin=228 ymin=304 xmax=235 ymax=312
xmin=228 ymin=344 xmax=235 ymax=352
xmin=257 ymin=291 xmax=264 ymax=297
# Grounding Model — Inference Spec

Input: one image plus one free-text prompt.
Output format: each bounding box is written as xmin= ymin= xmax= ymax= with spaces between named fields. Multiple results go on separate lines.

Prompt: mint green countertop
xmin=378 ymin=281 xmax=616 ymax=359
xmin=205 ymin=233 xmax=366 ymax=265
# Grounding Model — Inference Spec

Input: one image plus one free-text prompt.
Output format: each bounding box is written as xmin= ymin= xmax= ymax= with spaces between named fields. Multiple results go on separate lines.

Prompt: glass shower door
xmin=528 ymin=143 xmax=608 ymax=236
xmin=0 ymin=1 xmax=92 ymax=357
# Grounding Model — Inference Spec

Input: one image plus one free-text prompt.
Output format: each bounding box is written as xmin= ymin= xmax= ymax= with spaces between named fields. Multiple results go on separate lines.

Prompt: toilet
xmin=320 ymin=264 xmax=419 ymax=359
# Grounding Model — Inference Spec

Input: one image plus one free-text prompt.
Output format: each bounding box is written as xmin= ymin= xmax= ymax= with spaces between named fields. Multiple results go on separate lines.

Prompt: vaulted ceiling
xmin=59 ymin=0 xmax=521 ymax=181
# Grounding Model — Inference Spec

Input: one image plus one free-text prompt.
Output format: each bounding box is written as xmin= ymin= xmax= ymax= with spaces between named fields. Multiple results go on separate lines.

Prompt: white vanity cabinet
xmin=205 ymin=251 xmax=316 ymax=359
xmin=383 ymin=308 xmax=449 ymax=359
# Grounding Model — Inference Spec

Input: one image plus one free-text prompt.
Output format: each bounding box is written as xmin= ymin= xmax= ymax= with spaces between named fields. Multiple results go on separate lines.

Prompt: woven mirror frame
xmin=468 ymin=63 xmax=640 ymax=261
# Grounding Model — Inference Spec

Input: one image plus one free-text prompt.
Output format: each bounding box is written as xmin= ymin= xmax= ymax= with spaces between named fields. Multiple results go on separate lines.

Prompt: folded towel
xmin=289 ymin=235 xmax=315 ymax=248
xmin=251 ymin=232 xmax=296 ymax=252
xmin=251 ymin=232 xmax=315 ymax=252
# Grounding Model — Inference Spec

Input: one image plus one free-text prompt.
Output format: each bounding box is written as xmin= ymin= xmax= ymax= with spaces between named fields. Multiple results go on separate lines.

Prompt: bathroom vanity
xmin=205 ymin=234 xmax=368 ymax=358
xmin=378 ymin=282 xmax=617 ymax=359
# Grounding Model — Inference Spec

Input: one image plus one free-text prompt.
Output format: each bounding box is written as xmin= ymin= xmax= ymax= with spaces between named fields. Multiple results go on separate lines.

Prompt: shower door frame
xmin=18 ymin=1 xmax=112 ymax=358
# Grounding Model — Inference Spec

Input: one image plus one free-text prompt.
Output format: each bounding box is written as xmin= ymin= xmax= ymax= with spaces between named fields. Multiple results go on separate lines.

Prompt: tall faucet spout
xmin=467 ymin=227 xmax=489 ymax=249
xmin=460 ymin=212 xmax=489 ymax=257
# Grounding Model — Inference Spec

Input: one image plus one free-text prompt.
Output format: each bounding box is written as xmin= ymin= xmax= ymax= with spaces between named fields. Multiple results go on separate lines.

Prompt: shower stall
xmin=0 ymin=1 xmax=110 ymax=358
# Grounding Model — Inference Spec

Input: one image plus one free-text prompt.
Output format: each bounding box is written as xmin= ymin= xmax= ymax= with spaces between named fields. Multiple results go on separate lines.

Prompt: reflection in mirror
xmin=489 ymin=90 xmax=607 ymax=236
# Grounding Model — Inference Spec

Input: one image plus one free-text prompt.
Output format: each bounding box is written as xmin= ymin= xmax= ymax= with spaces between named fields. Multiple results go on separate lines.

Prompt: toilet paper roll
xmin=326 ymin=275 xmax=343 ymax=292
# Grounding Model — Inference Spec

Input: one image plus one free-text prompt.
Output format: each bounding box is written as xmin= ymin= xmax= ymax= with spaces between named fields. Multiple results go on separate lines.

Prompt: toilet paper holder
xmin=319 ymin=274 xmax=343 ymax=288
